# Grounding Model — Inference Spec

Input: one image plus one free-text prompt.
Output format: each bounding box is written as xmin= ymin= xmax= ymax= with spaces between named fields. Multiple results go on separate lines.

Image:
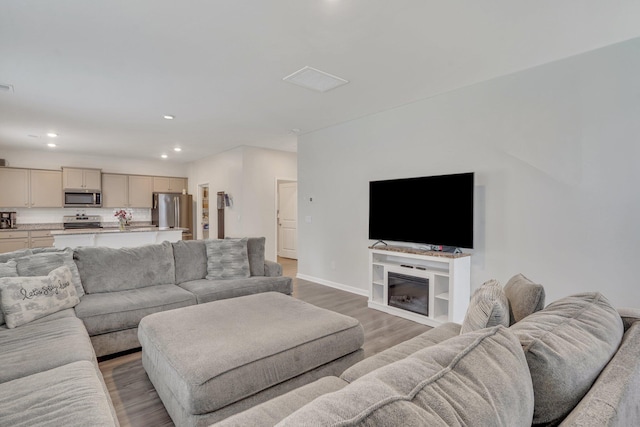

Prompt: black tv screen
xmin=369 ymin=172 xmax=474 ymax=248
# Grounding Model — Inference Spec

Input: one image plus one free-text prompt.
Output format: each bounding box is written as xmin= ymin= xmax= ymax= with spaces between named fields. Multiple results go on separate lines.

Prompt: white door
xmin=278 ymin=181 xmax=298 ymax=259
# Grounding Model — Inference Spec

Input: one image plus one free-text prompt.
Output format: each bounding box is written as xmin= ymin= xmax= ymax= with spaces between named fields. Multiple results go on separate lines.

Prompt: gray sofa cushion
xmin=246 ymin=237 xmax=266 ymax=276
xmin=341 ymin=322 xmax=461 ymax=383
xmin=172 ymin=239 xmax=208 ymax=284
xmin=74 ymin=241 xmax=176 ymax=293
xmin=14 ymin=248 xmax=84 ymax=298
xmin=504 ymin=273 xmax=545 ymax=324
xmin=560 ymin=321 xmax=640 ymax=427
xmin=0 ymin=316 xmax=96 ymax=383
xmin=0 ymin=266 xmax=79 ymax=329
xmin=0 ymin=260 xmax=18 ymax=326
xmin=0 ymin=360 xmax=118 ymax=427
xmin=178 ymin=276 xmax=293 ymax=304
xmin=278 ymin=325 xmax=534 ymax=426
xmin=75 ymin=284 xmax=196 ymax=335
xmin=460 ymin=279 xmax=510 ymax=333
xmin=215 ymin=376 xmax=349 ymax=427
xmin=510 ymin=292 xmax=623 ymax=425
xmin=205 ymin=238 xmax=250 ymax=279
xmin=0 ymin=248 xmax=32 ymax=263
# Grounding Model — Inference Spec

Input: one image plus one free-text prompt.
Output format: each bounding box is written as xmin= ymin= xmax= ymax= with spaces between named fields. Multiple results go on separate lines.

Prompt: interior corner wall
xmin=187 ymin=146 xmax=297 ymax=261
xmin=297 ymin=38 xmax=640 ymax=308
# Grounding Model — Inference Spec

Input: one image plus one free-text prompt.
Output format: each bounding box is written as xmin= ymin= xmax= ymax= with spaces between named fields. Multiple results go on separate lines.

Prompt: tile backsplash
xmin=10 ymin=208 xmax=151 ymax=225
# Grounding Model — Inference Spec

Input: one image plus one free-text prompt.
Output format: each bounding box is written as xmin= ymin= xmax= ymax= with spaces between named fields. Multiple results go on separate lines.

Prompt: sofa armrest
xmin=618 ymin=307 xmax=640 ymax=331
xmin=264 ymin=260 xmax=283 ymax=277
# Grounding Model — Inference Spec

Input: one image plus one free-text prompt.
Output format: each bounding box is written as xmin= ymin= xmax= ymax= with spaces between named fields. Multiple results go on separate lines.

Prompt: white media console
xmin=368 ymin=246 xmax=471 ymax=327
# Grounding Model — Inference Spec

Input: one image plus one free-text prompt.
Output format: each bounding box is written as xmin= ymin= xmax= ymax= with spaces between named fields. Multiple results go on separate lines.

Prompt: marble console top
xmin=368 ymin=244 xmax=471 ymax=259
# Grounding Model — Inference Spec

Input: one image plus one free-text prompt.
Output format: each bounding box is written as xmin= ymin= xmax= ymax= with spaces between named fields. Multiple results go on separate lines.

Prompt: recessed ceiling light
xmin=163 ymin=115 xmax=175 ymax=120
xmin=0 ymin=83 xmax=14 ymax=92
xmin=174 ymin=147 xmax=182 ymax=152
xmin=47 ymin=132 xmax=58 ymax=138
xmin=161 ymin=154 xmax=168 ymax=159
xmin=47 ymin=143 xmax=56 ymax=148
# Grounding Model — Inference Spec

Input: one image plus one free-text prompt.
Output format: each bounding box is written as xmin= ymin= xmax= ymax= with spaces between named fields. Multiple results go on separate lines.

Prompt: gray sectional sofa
xmin=0 ymin=238 xmax=292 ymax=427
xmin=214 ymin=280 xmax=640 ymax=426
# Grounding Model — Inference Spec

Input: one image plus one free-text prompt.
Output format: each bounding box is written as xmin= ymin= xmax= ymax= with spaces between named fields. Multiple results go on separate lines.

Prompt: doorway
xmin=277 ymin=180 xmax=297 ymax=259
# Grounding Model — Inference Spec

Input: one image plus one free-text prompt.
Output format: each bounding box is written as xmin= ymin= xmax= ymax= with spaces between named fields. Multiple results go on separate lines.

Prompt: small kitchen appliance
xmin=0 ymin=211 xmax=16 ymax=229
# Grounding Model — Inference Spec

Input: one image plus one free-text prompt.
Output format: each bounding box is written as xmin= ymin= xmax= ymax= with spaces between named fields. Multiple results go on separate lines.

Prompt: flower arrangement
xmin=114 ymin=209 xmax=132 ymax=230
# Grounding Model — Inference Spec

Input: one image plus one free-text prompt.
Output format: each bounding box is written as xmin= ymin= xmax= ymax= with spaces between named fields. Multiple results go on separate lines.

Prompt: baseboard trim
xmin=296 ymin=274 xmax=369 ymax=297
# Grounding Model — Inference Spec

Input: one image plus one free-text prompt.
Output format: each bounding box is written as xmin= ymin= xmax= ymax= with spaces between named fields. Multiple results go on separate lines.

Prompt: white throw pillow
xmin=0 ymin=265 xmax=80 ymax=329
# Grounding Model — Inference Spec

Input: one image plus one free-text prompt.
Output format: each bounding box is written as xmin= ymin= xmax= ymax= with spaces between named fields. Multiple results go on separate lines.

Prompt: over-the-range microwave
xmin=64 ymin=191 xmax=102 ymax=208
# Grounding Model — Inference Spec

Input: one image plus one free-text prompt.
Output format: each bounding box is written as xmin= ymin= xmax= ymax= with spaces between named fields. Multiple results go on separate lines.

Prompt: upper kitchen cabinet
xmin=30 ymin=170 xmax=63 ymax=207
xmin=0 ymin=168 xmax=29 ymax=207
xmin=0 ymin=168 xmax=62 ymax=208
xmin=102 ymin=174 xmax=153 ymax=208
xmin=63 ymin=167 xmax=102 ymax=191
xmin=153 ymin=176 xmax=187 ymax=193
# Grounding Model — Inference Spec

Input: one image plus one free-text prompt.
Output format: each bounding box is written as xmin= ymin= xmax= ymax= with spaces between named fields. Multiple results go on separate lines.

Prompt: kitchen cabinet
xmin=0 ymin=168 xmax=29 ymax=207
xmin=0 ymin=230 xmax=30 ymax=253
xmin=153 ymin=176 xmax=187 ymax=193
xmin=29 ymin=230 xmax=55 ymax=248
xmin=29 ymin=170 xmax=62 ymax=208
xmin=102 ymin=174 xmax=153 ymax=208
xmin=63 ymin=167 xmax=102 ymax=191
xmin=0 ymin=168 xmax=61 ymax=208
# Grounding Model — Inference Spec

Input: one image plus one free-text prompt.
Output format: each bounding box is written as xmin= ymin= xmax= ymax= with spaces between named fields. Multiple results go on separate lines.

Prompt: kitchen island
xmin=51 ymin=227 xmax=185 ymax=249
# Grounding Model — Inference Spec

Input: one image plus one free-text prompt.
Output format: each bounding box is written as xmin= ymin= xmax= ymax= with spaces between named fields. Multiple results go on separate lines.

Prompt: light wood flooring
xmin=98 ymin=258 xmax=431 ymax=427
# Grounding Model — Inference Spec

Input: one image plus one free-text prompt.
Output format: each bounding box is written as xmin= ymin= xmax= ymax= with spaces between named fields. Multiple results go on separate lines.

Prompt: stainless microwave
xmin=64 ymin=191 xmax=102 ymax=208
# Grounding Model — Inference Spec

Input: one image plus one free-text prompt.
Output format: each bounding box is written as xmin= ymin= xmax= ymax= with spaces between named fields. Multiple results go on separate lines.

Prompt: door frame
xmin=274 ymin=177 xmax=297 ymax=260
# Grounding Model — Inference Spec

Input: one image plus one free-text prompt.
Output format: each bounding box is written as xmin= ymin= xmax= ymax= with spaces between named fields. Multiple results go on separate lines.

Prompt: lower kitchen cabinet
xmin=0 ymin=230 xmax=56 ymax=253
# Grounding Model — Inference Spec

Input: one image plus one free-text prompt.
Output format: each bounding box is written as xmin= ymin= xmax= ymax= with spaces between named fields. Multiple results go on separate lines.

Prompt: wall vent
xmin=282 ymin=66 xmax=348 ymax=93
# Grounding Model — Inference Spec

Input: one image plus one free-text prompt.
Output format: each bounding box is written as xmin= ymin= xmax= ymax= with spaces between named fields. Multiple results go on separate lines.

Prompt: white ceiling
xmin=1 ymin=1 xmax=640 ymax=163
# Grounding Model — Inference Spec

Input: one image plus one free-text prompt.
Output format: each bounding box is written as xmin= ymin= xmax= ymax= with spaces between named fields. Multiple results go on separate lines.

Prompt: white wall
xmin=298 ymin=38 xmax=640 ymax=308
xmin=187 ymin=146 xmax=297 ymax=261
xmin=0 ymin=148 xmax=188 ymax=224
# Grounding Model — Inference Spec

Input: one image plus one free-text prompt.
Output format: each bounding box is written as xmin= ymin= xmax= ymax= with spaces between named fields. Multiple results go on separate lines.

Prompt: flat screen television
xmin=368 ymin=172 xmax=474 ymax=249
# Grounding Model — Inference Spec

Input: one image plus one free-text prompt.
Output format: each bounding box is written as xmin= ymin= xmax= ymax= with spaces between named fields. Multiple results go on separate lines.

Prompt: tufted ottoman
xmin=138 ymin=292 xmax=364 ymax=427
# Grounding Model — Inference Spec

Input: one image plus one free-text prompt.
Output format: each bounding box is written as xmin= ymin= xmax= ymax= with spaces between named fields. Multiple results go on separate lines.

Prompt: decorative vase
xmin=119 ymin=220 xmax=125 ymax=231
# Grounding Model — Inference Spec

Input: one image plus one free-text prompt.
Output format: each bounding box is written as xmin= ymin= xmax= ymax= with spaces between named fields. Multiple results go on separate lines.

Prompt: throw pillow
xmin=278 ymin=325 xmax=534 ymax=426
xmin=0 ymin=260 xmax=19 ymax=326
xmin=503 ymin=273 xmax=545 ymax=325
xmin=0 ymin=265 xmax=80 ymax=329
xmin=460 ymin=279 xmax=510 ymax=334
xmin=246 ymin=237 xmax=266 ymax=276
xmin=14 ymin=248 xmax=84 ymax=298
xmin=172 ymin=240 xmax=208 ymax=284
xmin=205 ymin=238 xmax=250 ymax=280
xmin=510 ymin=292 xmax=623 ymax=425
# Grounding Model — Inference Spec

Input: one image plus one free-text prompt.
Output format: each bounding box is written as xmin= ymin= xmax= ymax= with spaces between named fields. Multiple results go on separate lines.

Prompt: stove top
xmin=63 ymin=214 xmax=102 ymax=229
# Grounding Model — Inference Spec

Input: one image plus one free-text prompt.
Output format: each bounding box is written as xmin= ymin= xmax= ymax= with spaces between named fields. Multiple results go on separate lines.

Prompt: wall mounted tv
xmin=368 ymin=172 xmax=474 ymax=249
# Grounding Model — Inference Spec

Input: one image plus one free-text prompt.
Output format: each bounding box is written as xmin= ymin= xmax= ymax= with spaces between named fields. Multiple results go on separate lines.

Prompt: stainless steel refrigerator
xmin=152 ymin=193 xmax=193 ymax=240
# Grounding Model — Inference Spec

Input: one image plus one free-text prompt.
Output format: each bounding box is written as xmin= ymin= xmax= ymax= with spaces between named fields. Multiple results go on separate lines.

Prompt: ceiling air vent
xmin=282 ymin=66 xmax=349 ymax=93
xmin=0 ymin=83 xmax=14 ymax=93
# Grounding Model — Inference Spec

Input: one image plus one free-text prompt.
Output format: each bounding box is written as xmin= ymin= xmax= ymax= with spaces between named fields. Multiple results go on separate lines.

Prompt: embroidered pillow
xmin=205 ymin=238 xmax=250 ymax=280
xmin=0 ymin=260 xmax=19 ymax=326
xmin=0 ymin=265 xmax=80 ymax=329
xmin=460 ymin=279 xmax=510 ymax=334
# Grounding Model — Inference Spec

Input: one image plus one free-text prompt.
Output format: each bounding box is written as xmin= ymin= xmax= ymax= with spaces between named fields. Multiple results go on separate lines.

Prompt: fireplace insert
xmin=388 ymin=272 xmax=429 ymax=316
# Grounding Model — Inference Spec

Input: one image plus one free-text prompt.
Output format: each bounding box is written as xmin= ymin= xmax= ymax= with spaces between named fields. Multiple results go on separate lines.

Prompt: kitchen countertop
xmin=50 ymin=227 xmax=188 ymax=235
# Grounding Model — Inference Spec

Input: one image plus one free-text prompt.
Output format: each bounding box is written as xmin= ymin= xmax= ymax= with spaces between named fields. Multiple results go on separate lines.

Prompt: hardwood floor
xmin=98 ymin=258 xmax=431 ymax=426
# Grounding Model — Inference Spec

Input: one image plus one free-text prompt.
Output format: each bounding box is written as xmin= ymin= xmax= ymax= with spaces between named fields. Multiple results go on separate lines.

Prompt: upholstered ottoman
xmin=138 ymin=292 xmax=365 ymax=427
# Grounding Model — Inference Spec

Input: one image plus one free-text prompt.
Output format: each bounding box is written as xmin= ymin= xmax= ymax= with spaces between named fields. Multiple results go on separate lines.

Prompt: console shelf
xmin=368 ymin=246 xmax=471 ymax=327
